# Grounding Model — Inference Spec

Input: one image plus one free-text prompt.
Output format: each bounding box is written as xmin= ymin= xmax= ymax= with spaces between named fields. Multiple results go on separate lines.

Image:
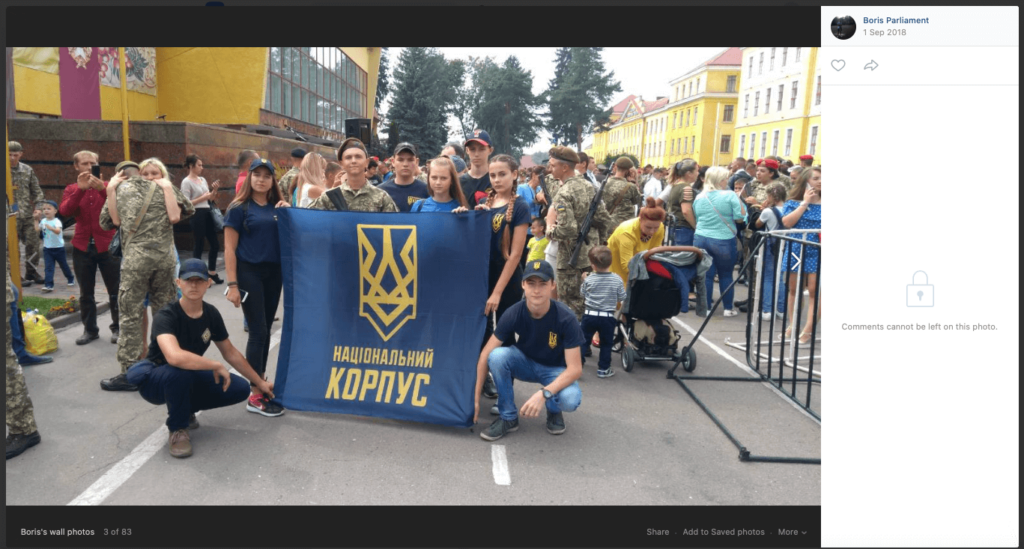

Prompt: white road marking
xmin=68 ymin=327 xmax=283 ymax=506
xmin=670 ymin=318 xmax=821 ymax=425
xmin=491 ymin=445 xmax=511 ymax=486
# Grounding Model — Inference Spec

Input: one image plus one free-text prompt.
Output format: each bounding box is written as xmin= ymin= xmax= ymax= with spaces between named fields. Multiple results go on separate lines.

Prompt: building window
xmin=720 ymin=135 xmax=731 ymax=153
xmin=749 ymin=56 xmax=754 ymax=78
xmin=686 ymin=109 xmax=690 ymax=126
xmin=265 ymin=46 xmax=367 ymax=131
xmin=689 ymin=82 xmax=694 ymax=96
xmin=696 ymin=78 xmax=700 ymax=94
xmin=765 ymin=88 xmax=771 ymax=114
xmin=684 ymin=137 xmax=688 ymax=154
xmin=759 ymin=52 xmax=764 ymax=75
xmin=796 ymin=47 xmax=802 ymax=63
xmin=727 ymin=75 xmax=737 ymax=93
xmin=677 ymin=138 xmax=681 ymax=155
xmin=673 ymin=112 xmax=677 ymax=129
xmin=739 ymin=135 xmax=746 ymax=158
xmin=816 ymin=76 xmax=821 ymax=105
xmin=670 ymin=139 xmax=675 ymax=155
xmin=785 ymin=129 xmax=793 ymax=156
xmin=744 ymin=95 xmax=749 ymax=118
xmin=770 ymin=47 xmax=776 ymax=71
xmin=723 ymin=105 xmax=734 ymax=122
xmin=772 ymin=130 xmax=780 ymax=156
xmin=782 ymin=47 xmax=788 ymax=67
xmin=693 ymin=107 xmax=698 ymax=124
xmin=778 ymin=84 xmax=784 ymax=111
xmin=760 ymin=131 xmax=767 ymax=158
xmin=809 ymin=126 xmax=818 ymax=154
xmin=749 ymin=133 xmax=756 ymax=159
xmin=754 ymin=92 xmax=760 ymax=116
xmin=791 ymin=80 xmax=799 ymax=109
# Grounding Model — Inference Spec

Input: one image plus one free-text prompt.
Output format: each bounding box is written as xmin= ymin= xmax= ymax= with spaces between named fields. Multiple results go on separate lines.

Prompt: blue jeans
xmin=9 ymin=283 xmax=31 ymax=361
xmin=580 ymin=314 xmax=616 ymax=370
xmin=673 ymin=227 xmax=695 ymax=247
xmin=488 ymin=346 xmax=582 ymax=421
xmin=760 ymin=245 xmax=787 ymax=314
xmin=695 ymin=234 xmax=737 ymax=310
xmin=43 ymin=247 xmax=73 ymax=287
xmin=660 ymin=262 xmax=697 ymax=313
xmin=137 ymin=362 xmax=251 ymax=432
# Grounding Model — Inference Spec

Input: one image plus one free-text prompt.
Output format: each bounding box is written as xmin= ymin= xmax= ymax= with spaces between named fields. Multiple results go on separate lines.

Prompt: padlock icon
xmin=907 ymin=271 xmax=934 ymax=307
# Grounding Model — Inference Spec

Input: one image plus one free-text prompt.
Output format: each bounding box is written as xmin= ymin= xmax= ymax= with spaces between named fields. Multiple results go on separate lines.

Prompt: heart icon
xmin=831 ymin=59 xmax=846 ymax=71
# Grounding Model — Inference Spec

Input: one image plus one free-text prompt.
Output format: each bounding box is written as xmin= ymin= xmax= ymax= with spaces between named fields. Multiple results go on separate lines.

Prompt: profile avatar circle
xmin=831 ymin=16 xmax=856 ymax=40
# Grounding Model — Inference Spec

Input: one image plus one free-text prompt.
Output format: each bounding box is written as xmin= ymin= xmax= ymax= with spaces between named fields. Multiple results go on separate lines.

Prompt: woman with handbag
xmin=181 ymin=154 xmax=223 ymax=284
xmin=692 ymin=166 xmax=746 ymax=317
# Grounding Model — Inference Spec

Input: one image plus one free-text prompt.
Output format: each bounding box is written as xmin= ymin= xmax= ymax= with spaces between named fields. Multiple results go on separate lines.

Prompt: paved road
xmin=7 ymin=279 xmax=821 ymax=506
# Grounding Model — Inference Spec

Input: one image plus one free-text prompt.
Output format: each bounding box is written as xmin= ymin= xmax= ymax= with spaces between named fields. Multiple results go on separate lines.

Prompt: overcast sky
xmin=381 ymin=47 xmax=727 ymax=154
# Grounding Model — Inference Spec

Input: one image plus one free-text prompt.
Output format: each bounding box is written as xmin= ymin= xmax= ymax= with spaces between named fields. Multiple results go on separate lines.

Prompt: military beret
xmin=8 ymin=141 xmax=23 ymax=152
xmin=291 ymin=148 xmax=308 ymax=159
xmin=614 ymin=156 xmax=634 ymax=171
xmin=115 ymin=160 xmax=139 ymax=172
xmin=762 ymin=159 xmax=780 ymax=170
xmin=549 ymin=146 xmax=580 ymax=165
xmin=799 ymin=154 xmax=814 ymax=161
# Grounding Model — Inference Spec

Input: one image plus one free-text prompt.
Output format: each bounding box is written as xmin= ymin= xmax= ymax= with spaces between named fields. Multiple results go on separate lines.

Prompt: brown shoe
xmin=169 ymin=429 xmax=192 ymax=458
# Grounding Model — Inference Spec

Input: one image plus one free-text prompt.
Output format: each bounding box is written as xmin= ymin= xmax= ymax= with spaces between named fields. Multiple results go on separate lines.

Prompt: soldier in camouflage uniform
xmin=9 ymin=141 xmax=46 ymax=284
xmin=545 ymin=147 xmax=613 ymax=321
xmin=6 ymin=203 xmax=41 ymax=460
xmin=601 ymin=157 xmax=643 ymax=230
xmin=277 ymin=148 xmax=306 ymax=202
xmin=98 ymin=161 xmax=195 ymax=391
xmin=309 ymin=138 xmax=398 ymax=212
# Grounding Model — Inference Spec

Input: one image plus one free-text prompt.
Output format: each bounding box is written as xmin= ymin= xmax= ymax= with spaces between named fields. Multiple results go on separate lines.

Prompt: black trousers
xmin=72 ymin=243 xmax=120 ymax=335
xmin=190 ymin=208 xmax=220 ymax=273
xmin=237 ymin=260 xmax=282 ymax=382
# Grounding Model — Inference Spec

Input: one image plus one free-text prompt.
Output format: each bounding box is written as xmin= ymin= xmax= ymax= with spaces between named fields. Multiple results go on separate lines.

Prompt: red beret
xmin=799 ymin=154 xmax=813 ymax=160
xmin=755 ymin=158 xmax=764 ymax=166
xmin=762 ymin=159 xmax=780 ymax=170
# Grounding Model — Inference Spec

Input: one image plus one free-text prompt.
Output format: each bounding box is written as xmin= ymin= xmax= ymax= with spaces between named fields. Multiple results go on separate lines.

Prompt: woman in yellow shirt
xmin=608 ymin=197 xmax=667 ymax=290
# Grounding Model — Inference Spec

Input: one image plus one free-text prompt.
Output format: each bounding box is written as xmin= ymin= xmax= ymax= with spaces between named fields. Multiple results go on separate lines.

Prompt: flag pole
xmin=118 ymin=47 xmax=130 ymax=160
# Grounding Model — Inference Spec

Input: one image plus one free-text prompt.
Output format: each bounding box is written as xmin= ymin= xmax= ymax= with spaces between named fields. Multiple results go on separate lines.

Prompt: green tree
xmin=386 ymin=120 xmax=401 ymax=155
xmin=472 ymin=56 xmax=544 ymax=159
xmin=374 ymin=47 xmax=391 ymax=112
xmin=603 ymin=153 xmax=639 ymax=171
xmin=388 ymin=47 xmax=459 ymax=157
xmin=545 ymin=47 xmax=621 ymax=152
xmin=531 ymin=151 xmax=549 ymax=166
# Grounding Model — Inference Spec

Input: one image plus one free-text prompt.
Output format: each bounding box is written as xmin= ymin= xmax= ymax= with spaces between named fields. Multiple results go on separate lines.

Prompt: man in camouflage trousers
xmin=277 ymin=148 xmax=306 ymax=201
xmin=9 ymin=141 xmax=46 ymax=285
xmin=545 ymin=146 xmax=612 ymax=321
xmin=601 ymin=156 xmax=643 ymax=230
xmin=99 ymin=169 xmax=194 ymax=391
xmin=7 ymin=208 xmax=41 ymax=459
xmin=308 ymin=138 xmax=398 ymax=212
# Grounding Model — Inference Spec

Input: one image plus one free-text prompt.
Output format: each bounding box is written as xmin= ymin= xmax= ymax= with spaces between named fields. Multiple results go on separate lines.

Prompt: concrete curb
xmin=48 ymin=302 xmax=110 ymax=331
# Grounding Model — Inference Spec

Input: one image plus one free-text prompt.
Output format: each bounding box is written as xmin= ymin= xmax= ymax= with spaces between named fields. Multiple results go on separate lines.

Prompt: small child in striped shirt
xmin=580 ymin=245 xmax=627 ymax=378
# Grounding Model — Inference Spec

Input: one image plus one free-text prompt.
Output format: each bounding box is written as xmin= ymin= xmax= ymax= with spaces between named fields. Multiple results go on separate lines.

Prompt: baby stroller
xmin=612 ymin=246 xmax=703 ymax=374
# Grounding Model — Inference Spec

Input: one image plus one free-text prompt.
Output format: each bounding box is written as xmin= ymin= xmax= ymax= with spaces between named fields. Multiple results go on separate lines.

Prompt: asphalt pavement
xmin=7 ymin=276 xmax=821 ymax=506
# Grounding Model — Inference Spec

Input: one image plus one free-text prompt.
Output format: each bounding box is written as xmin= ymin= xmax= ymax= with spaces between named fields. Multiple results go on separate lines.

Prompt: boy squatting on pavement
xmin=124 ymin=259 xmax=275 ymax=458
xmin=474 ymin=260 xmax=584 ymax=441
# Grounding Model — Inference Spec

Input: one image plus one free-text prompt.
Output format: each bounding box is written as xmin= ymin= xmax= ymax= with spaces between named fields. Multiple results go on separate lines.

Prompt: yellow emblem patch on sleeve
xmin=555 ymin=204 xmax=566 ymax=212
xmin=548 ymin=332 xmax=558 ymax=349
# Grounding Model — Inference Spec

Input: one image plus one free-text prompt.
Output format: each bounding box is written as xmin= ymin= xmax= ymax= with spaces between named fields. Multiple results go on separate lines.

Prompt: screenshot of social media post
xmin=1 ymin=1 xmax=1017 ymax=549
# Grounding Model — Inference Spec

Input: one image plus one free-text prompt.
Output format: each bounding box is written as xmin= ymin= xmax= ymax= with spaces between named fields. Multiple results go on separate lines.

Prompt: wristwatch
xmin=542 ymin=389 xmax=553 ymax=400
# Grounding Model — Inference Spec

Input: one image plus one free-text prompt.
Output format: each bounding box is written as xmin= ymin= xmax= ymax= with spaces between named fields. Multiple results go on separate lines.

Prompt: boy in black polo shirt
xmin=125 ymin=259 xmax=275 ymax=458
xmin=474 ymin=260 xmax=585 ymax=441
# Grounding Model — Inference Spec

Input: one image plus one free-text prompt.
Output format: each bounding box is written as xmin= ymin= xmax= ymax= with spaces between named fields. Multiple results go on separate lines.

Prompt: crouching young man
xmin=125 ymin=259 xmax=275 ymax=458
xmin=474 ymin=260 xmax=584 ymax=441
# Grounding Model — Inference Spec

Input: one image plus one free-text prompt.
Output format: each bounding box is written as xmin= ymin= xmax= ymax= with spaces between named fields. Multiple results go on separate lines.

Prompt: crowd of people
xmin=6 ymin=132 xmax=821 ymax=459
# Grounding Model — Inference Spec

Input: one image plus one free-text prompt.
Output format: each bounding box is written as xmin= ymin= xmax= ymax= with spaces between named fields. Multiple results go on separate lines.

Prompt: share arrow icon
xmin=864 ymin=60 xmax=879 ymax=71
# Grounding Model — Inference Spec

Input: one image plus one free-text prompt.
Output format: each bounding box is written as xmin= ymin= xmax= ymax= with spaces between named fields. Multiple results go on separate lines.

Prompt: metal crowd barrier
xmin=667 ymin=229 xmax=821 ymax=464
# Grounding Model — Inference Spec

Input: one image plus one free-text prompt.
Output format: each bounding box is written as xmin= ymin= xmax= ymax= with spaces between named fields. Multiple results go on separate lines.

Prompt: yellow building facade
xmin=733 ymin=47 xmax=822 ymax=165
xmin=12 ymin=47 xmax=380 ymax=141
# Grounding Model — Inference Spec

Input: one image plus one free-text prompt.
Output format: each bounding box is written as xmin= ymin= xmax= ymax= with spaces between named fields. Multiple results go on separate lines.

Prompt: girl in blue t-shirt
xmin=410 ymin=157 xmax=469 ymax=213
xmin=224 ymin=159 xmax=291 ymax=418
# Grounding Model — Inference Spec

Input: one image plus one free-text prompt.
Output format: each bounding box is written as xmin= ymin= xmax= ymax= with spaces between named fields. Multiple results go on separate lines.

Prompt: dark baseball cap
xmin=394 ymin=142 xmax=418 ymax=157
xmin=178 ymin=258 xmax=210 ymax=281
xmin=464 ymin=129 xmax=492 ymax=148
xmin=249 ymin=158 xmax=275 ymax=173
xmin=291 ymin=148 xmax=307 ymax=159
xmin=523 ymin=260 xmax=555 ymax=282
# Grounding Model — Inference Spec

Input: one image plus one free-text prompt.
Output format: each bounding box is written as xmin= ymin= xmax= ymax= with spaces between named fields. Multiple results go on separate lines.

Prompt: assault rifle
xmin=569 ymin=177 xmax=608 ymax=266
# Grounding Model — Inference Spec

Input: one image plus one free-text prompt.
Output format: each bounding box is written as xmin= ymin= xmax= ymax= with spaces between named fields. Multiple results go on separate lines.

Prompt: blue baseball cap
xmin=523 ymin=260 xmax=555 ymax=282
xmin=178 ymin=258 xmax=210 ymax=281
xmin=249 ymin=158 xmax=275 ymax=173
xmin=464 ymin=129 xmax=492 ymax=148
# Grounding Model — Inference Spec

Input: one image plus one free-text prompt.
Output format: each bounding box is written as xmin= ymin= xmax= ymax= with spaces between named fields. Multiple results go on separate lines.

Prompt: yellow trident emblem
xmin=358 ymin=225 xmax=417 ymax=342
xmin=549 ymin=332 xmax=558 ymax=349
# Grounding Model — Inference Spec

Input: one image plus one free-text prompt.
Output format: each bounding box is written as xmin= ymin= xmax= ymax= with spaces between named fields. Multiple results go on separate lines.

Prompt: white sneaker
xmin=68 ymin=280 xmax=75 ymax=287
xmin=761 ymin=311 xmax=783 ymax=320
xmin=41 ymin=286 xmax=54 ymax=293
xmin=723 ymin=309 xmax=739 ymax=317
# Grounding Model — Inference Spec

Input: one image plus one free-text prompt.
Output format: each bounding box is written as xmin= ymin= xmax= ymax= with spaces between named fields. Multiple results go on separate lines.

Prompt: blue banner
xmin=275 ymin=209 xmax=490 ymax=428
